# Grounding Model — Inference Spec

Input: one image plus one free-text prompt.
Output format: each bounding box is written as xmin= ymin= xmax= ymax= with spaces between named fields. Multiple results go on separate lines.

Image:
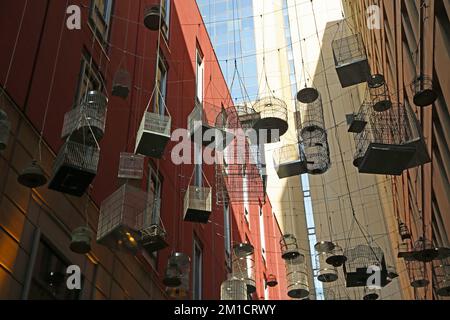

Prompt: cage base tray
xmin=112 ymin=85 xmax=130 ymax=99
xmin=326 ymin=255 xmax=347 ymax=267
xmin=437 ymin=283 xmax=450 ymax=297
xmin=140 ymin=235 xmax=169 ymax=254
xmin=253 ymin=117 xmax=288 ymax=143
xmin=413 ymin=89 xmax=437 ymax=107
xmin=183 ymin=209 xmax=211 ymax=224
xmin=96 ymin=226 xmax=140 ymax=254
xmin=135 ymin=131 xmax=170 ymax=159
xmin=288 ymin=288 xmax=309 ymax=299
xmin=348 ymin=119 xmax=367 ymax=133
xmin=335 ymin=58 xmax=371 ymax=88
xmin=276 ymin=161 xmax=308 ymax=179
xmin=48 ymin=165 xmax=97 ymax=197
xmin=358 ymin=143 xmax=416 ymax=176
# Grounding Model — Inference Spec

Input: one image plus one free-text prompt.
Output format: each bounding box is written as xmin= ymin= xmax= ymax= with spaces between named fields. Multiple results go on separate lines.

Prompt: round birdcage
xmin=0 ymin=108 xmax=11 ymax=151
xmin=369 ymin=79 xmax=392 ymax=112
xmin=303 ymin=136 xmax=331 ymax=175
xmin=144 ymin=5 xmax=165 ymax=31
xmin=413 ymin=237 xmax=438 ymax=262
xmin=285 ymin=255 xmax=309 ymax=299
xmin=296 ymin=97 xmax=326 ymax=141
xmin=317 ymin=252 xmax=338 ymax=283
xmin=221 ymin=277 xmax=248 ymax=300
xmin=17 ymin=160 xmax=47 ymax=188
xmin=407 ymin=260 xmax=429 ymax=288
xmin=296 ymin=87 xmax=319 ymax=104
xmin=70 ymin=226 xmax=92 ymax=254
xmin=163 ymin=252 xmax=191 ymax=288
xmin=252 ymin=97 xmax=288 ymax=143
xmin=363 ymin=286 xmax=380 ymax=300
xmin=280 ymin=234 xmax=303 ymax=260
xmin=266 ymin=274 xmax=278 ymax=288
xmin=232 ymin=243 xmax=256 ymax=294
xmin=315 ymin=241 xmax=335 ymax=254
xmin=367 ymin=74 xmax=386 ymax=89
xmin=434 ymin=257 xmax=450 ymax=297
xmin=410 ymin=75 xmax=438 ymax=107
xmin=112 ymin=69 xmax=131 ymax=99
xmin=326 ymin=243 xmax=347 ymax=267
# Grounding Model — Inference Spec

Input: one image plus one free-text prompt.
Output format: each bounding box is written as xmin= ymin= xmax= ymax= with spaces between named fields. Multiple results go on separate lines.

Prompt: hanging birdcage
xmin=137 ymin=197 xmax=168 ymax=254
xmin=346 ymin=113 xmax=367 ymax=134
xmin=353 ymin=103 xmax=430 ymax=175
xmin=398 ymin=221 xmax=412 ymax=241
xmin=221 ymin=277 xmax=248 ymax=300
xmin=135 ymin=111 xmax=171 ymax=159
xmin=0 ymin=108 xmax=10 ymax=151
xmin=317 ymin=252 xmax=338 ymax=283
xmin=266 ymin=274 xmax=278 ymax=288
xmin=412 ymin=237 xmax=438 ymax=262
xmin=187 ymin=101 xmax=216 ymax=147
xmin=332 ymin=33 xmax=371 ymax=88
xmin=296 ymin=87 xmax=319 ymax=104
xmin=296 ymin=96 xmax=326 ymax=141
xmin=70 ymin=226 xmax=92 ymax=254
xmin=368 ymin=74 xmax=392 ymax=112
xmin=252 ymin=97 xmax=289 ymax=143
xmin=303 ymin=135 xmax=331 ymax=175
xmin=407 ymin=260 xmax=429 ymax=288
xmin=213 ymin=106 xmax=238 ymax=151
xmin=315 ymin=241 xmax=335 ymax=254
xmin=117 ymin=152 xmax=145 ymax=183
xmin=232 ymin=243 xmax=256 ymax=294
xmin=386 ymin=265 xmax=399 ymax=283
xmin=97 ymin=184 xmax=150 ymax=253
xmin=273 ymin=144 xmax=308 ymax=179
xmin=343 ymin=245 xmax=388 ymax=288
xmin=183 ymin=170 xmax=212 ymax=224
xmin=17 ymin=160 xmax=47 ymax=188
xmin=363 ymin=286 xmax=380 ymax=300
xmin=166 ymin=274 xmax=190 ymax=299
xmin=326 ymin=243 xmax=347 ymax=267
xmin=163 ymin=252 xmax=191 ymax=288
xmin=144 ymin=5 xmax=165 ymax=31
xmin=112 ymin=69 xmax=131 ymax=99
xmin=434 ymin=257 xmax=450 ymax=297
xmin=236 ymin=104 xmax=261 ymax=133
xmin=280 ymin=234 xmax=303 ymax=260
xmin=48 ymin=141 xmax=100 ymax=197
xmin=410 ymin=75 xmax=438 ymax=107
xmin=285 ymin=255 xmax=309 ymax=299
xmin=61 ymin=91 xmax=108 ymax=144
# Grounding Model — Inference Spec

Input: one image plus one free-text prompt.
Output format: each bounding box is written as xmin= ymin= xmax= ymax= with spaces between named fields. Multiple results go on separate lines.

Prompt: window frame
xmin=192 ymin=237 xmax=203 ymax=300
xmin=74 ymin=51 xmax=103 ymax=108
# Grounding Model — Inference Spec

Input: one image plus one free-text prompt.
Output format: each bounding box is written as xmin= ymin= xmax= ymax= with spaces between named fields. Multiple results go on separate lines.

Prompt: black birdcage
xmin=353 ymin=103 xmax=430 ymax=175
xmin=410 ymin=75 xmax=438 ymax=107
xmin=412 ymin=237 xmax=438 ymax=262
xmin=296 ymin=96 xmax=326 ymax=141
xmin=117 ymin=152 xmax=145 ymax=186
xmin=407 ymin=260 xmax=429 ymax=288
xmin=332 ymin=33 xmax=371 ymax=88
xmin=326 ymin=243 xmax=347 ymax=267
xmin=303 ymin=134 xmax=331 ymax=175
xmin=368 ymin=74 xmax=392 ymax=112
xmin=296 ymin=87 xmax=320 ymax=104
xmin=144 ymin=5 xmax=165 ymax=31
xmin=112 ymin=69 xmax=131 ymax=99
xmin=273 ymin=144 xmax=308 ymax=179
xmin=434 ymin=257 xmax=450 ymax=297
xmin=0 ymin=108 xmax=10 ymax=151
xmin=343 ymin=245 xmax=388 ymax=288
xmin=163 ymin=252 xmax=190 ymax=288
xmin=398 ymin=221 xmax=412 ymax=241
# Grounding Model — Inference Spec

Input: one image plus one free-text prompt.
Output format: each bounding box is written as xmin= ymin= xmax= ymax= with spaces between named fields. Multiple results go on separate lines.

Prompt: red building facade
xmin=0 ymin=0 xmax=288 ymax=300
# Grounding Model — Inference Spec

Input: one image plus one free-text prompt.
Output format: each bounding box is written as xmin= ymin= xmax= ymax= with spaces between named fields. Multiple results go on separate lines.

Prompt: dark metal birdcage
xmin=112 ymin=69 xmax=131 ymax=99
xmin=434 ymin=257 xmax=450 ymax=297
xmin=353 ymin=103 xmax=430 ymax=175
xmin=296 ymin=97 xmax=326 ymax=141
xmin=407 ymin=260 xmax=429 ymax=288
xmin=252 ymin=97 xmax=289 ymax=143
xmin=368 ymin=74 xmax=392 ymax=112
xmin=144 ymin=5 xmax=166 ymax=31
xmin=410 ymin=75 xmax=438 ymax=107
xmin=117 ymin=152 xmax=145 ymax=183
xmin=273 ymin=144 xmax=308 ymax=179
xmin=303 ymin=134 xmax=331 ymax=175
xmin=332 ymin=33 xmax=371 ymax=88
xmin=0 ymin=108 xmax=10 ymax=151
xmin=163 ymin=252 xmax=190 ymax=288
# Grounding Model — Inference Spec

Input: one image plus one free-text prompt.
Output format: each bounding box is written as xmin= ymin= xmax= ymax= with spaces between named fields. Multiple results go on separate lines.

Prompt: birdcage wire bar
xmin=303 ymin=134 xmax=331 ymax=175
xmin=369 ymin=81 xmax=392 ymax=112
xmin=296 ymin=97 xmax=326 ymax=141
xmin=332 ymin=33 xmax=371 ymax=87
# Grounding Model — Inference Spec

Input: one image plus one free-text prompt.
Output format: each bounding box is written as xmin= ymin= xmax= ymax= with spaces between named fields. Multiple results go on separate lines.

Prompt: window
xmin=155 ymin=54 xmax=168 ymax=116
xmin=29 ymin=240 xmax=82 ymax=300
xmin=224 ymin=204 xmax=231 ymax=262
xmin=196 ymin=47 xmax=204 ymax=104
xmin=259 ymin=206 xmax=266 ymax=262
xmin=193 ymin=237 xmax=203 ymax=300
xmin=74 ymin=52 xmax=103 ymax=107
xmin=243 ymin=175 xmax=250 ymax=227
xmin=89 ymin=0 xmax=113 ymax=45
xmin=146 ymin=164 xmax=162 ymax=226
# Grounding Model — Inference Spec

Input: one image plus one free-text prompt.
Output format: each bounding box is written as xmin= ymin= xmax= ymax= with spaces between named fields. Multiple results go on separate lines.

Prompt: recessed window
xmin=193 ymin=237 xmax=203 ymax=300
xmin=89 ymin=0 xmax=114 ymax=46
xmin=155 ymin=53 xmax=168 ymax=115
xmin=74 ymin=52 xmax=103 ymax=107
xmin=196 ymin=47 xmax=204 ymax=104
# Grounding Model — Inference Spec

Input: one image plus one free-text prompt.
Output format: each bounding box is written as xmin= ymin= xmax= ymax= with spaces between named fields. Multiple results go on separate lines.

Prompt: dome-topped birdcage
xmin=221 ymin=277 xmax=248 ymax=300
xmin=280 ymin=234 xmax=304 ymax=260
xmin=252 ymin=97 xmax=289 ymax=143
xmin=285 ymin=255 xmax=309 ymax=299
xmin=48 ymin=141 xmax=100 ymax=197
xmin=412 ymin=237 xmax=438 ymax=262
xmin=61 ymin=91 xmax=108 ymax=144
xmin=112 ymin=69 xmax=131 ymax=99
xmin=352 ymin=102 xmax=430 ymax=175
xmin=0 ymin=108 xmax=11 ymax=151
xmin=317 ymin=252 xmax=338 ymax=283
xmin=117 ymin=152 xmax=145 ymax=186
xmin=343 ymin=245 xmax=388 ymax=288
xmin=326 ymin=243 xmax=347 ymax=267
xmin=434 ymin=257 xmax=450 ymax=297
xmin=410 ymin=75 xmax=438 ymax=107
xmin=235 ymin=104 xmax=261 ymax=139
xmin=332 ymin=33 xmax=371 ymax=88
xmin=163 ymin=252 xmax=191 ymax=288
xmin=232 ymin=243 xmax=256 ymax=294
xmin=273 ymin=143 xmax=308 ymax=179
xmin=407 ymin=260 xmax=429 ymax=288
xmin=368 ymin=74 xmax=392 ymax=112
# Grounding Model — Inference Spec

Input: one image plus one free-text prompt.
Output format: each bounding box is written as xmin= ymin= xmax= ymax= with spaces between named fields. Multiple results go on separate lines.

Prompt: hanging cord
xmin=37 ymin=0 xmax=70 ymax=162
xmin=260 ymin=3 xmax=275 ymax=97
xmin=310 ymin=0 xmax=381 ymax=263
xmin=293 ymin=0 xmax=309 ymax=87
xmin=0 ymin=0 xmax=28 ymax=100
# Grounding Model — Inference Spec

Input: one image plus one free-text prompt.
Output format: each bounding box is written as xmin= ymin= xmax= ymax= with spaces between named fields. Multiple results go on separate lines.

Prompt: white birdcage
xmin=61 ymin=91 xmax=108 ymax=144
xmin=252 ymin=97 xmax=289 ymax=143
xmin=48 ymin=141 xmax=100 ymax=197
xmin=232 ymin=243 xmax=256 ymax=294
xmin=317 ymin=252 xmax=338 ymax=283
xmin=221 ymin=277 xmax=248 ymax=300
xmin=117 ymin=152 xmax=145 ymax=182
xmin=273 ymin=144 xmax=308 ymax=179
xmin=183 ymin=168 xmax=212 ymax=224
xmin=285 ymin=255 xmax=309 ymax=299
xmin=0 ymin=108 xmax=11 ymax=151
xmin=332 ymin=33 xmax=371 ymax=88
xmin=96 ymin=184 xmax=150 ymax=253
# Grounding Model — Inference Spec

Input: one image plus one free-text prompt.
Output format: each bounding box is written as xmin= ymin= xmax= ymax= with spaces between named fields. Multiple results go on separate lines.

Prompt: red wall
xmin=0 ymin=0 xmax=287 ymax=300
